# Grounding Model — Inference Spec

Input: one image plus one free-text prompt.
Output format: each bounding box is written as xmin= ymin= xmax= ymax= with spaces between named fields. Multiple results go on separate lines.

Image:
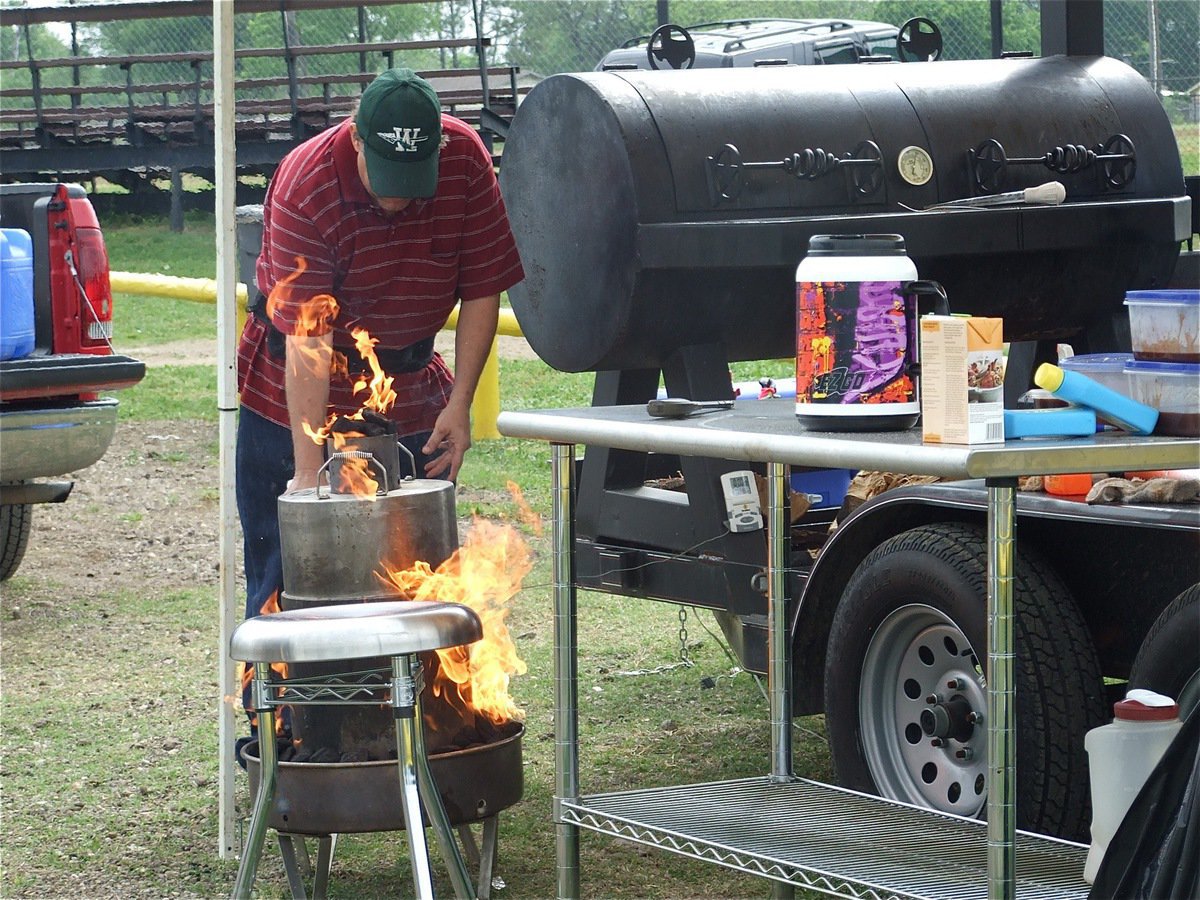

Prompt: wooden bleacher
xmin=0 ymin=0 xmax=531 ymax=224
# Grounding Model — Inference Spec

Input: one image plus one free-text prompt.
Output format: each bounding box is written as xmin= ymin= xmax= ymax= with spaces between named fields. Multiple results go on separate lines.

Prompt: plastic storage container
xmin=1083 ymin=690 xmax=1182 ymax=884
xmin=0 ymin=227 xmax=35 ymax=361
xmin=790 ymin=468 xmax=855 ymax=509
xmin=1123 ymin=359 xmax=1200 ymax=437
xmin=1124 ymin=290 xmax=1200 ymax=363
xmin=1059 ymin=353 xmax=1134 ymax=399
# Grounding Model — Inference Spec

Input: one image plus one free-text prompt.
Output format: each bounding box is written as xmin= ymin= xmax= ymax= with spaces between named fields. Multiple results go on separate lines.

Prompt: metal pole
xmin=990 ymin=0 xmax=1003 ymax=58
xmin=213 ymin=0 xmax=241 ymax=861
xmin=986 ymin=478 xmax=1017 ymax=900
xmin=551 ymin=443 xmax=579 ymax=900
xmin=767 ymin=461 xmax=793 ymax=781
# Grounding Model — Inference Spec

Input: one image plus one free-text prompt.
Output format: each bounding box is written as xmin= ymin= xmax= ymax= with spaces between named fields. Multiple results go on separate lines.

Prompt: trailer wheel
xmin=823 ymin=522 xmax=1105 ymax=840
xmin=1129 ymin=584 xmax=1200 ymax=721
xmin=0 ymin=503 xmax=33 ymax=582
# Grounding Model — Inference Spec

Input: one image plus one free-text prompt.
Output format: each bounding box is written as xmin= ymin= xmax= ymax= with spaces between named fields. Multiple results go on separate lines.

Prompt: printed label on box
xmin=920 ymin=315 xmax=1005 ymax=444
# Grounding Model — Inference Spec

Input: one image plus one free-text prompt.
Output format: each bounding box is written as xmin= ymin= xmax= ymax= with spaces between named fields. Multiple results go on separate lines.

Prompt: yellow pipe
xmin=110 ymin=272 xmax=520 ymax=440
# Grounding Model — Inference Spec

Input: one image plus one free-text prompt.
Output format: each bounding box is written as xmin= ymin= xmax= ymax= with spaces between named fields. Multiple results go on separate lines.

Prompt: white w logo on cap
xmin=376 ymin=127 xmax=429 ymax=153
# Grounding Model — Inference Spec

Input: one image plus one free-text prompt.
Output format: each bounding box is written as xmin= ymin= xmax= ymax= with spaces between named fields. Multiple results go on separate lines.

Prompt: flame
xmin=506 ymin=480 xmax=543 ymax=536
xmin=382 ymin=519 xmax=530 ymax=725
xmin=236 ymin=590 xmax=289 ymax=735
xmin=293 ymin=320 xmax=402 ymax=498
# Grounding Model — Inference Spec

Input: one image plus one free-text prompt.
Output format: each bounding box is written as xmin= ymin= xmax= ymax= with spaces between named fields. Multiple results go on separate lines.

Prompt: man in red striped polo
xmin=234 ymin=68 xmax=524 ymax=668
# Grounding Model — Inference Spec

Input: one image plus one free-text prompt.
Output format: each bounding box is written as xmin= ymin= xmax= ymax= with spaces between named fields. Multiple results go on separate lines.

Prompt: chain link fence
xmin=2 ymin=1 xmax=1196 ymax=119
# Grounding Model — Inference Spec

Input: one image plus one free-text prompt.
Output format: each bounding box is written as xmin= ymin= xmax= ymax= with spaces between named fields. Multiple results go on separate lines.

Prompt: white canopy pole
xmin=213 ymin=0 xmax=240 ymax=859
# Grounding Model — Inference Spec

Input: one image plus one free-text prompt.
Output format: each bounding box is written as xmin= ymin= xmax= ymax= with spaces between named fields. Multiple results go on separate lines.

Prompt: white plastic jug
xmin=1083 ymin=688 xmax=1182 ymax=884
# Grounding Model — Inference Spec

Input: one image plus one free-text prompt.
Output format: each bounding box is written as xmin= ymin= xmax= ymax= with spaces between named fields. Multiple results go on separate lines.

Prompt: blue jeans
xmin=234 ymin=408 xmax=436 ymax=745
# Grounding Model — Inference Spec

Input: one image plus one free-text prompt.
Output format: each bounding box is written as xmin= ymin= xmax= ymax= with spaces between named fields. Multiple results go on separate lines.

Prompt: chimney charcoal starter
xmin=265 ymin=467 xmax=524 ymax=833
xmin=500 ymin=56 xmax=1188 ymax=374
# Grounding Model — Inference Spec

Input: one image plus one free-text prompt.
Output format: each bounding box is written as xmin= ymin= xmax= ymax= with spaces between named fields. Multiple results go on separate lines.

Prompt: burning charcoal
xmin=340 ymin=749 xmax=369 ymax=763
xmin=361 ymin=408 xmax=397 ymax=435
xmin=309 ymin=746 xmax=341 ymax=764
xmin=330 ymin=415 xmax=383 ymax=438
xmin=290 ymin=746 xmax=313 ymax=764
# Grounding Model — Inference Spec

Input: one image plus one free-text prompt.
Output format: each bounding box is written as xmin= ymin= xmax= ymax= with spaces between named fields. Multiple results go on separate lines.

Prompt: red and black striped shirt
xmin=237 ymin=115 xmax=524 ymax=435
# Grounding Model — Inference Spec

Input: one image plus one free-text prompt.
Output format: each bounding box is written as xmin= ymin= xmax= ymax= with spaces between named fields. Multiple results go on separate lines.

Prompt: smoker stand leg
xmin=276 ymin=834 xmax=336 ymax=900
xmin=232 ymin=666 xmax=278 ymax=900
xmin=276 ymin=835 xmax=309 ymax=899
xmin=456 ymin=816 xmax=500 ymax=900
xmin=312 ymin=835 xmax=335 ymax=900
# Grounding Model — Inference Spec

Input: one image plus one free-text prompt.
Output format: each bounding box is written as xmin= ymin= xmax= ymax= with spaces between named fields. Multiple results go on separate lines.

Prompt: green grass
xmin=1176 ymin=122 xmax=1199 ymax=177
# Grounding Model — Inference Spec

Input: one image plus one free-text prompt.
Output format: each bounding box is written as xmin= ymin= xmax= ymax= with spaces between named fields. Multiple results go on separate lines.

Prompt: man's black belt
xmin=342 ymin=336 xmax=435 ymax=375
xmin=250 ymin=292 xmax=434 ymax=373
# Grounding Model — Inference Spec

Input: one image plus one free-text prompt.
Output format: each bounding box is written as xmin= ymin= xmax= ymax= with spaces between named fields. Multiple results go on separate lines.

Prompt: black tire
xmin=1129 ymin=584 xmax=1200 ymax=721
xmin=823 ymin=522 xmax=1106 ymax=841
xmin=0 ymin=503 xmax=33 ymax=582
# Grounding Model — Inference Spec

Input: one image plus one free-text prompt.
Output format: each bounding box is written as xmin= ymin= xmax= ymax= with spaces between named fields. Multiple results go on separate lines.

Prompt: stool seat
xmin=229 ymin=600 xmax=482 ymax=664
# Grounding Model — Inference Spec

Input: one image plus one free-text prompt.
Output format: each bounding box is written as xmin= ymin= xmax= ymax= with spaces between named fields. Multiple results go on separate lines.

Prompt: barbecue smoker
xmin=499 ymin=55 xmax=1197 ymax=840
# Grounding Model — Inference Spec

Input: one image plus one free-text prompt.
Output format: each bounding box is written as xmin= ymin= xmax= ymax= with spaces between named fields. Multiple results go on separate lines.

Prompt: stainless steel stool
xmin=230 ymin=600 xmax=482 ymax=900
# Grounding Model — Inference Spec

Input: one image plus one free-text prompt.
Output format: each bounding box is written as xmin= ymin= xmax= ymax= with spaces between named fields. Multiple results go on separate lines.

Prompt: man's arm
xmin=422 ymin=294 xmax=500 ymax=480
xmin=285 ymin=332 xmax=334 ymax=491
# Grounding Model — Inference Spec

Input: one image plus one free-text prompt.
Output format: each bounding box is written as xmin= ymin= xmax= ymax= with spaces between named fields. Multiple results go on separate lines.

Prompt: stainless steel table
xmin=498 ymin=402 xmax=1200 ymax=900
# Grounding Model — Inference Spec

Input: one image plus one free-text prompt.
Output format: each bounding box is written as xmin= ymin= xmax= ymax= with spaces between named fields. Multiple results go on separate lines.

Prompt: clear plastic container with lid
xmin=1123 ymin=359 xmax=1200 ymax=437
xmin=1083 ymin=689 xmax=1182 ymax=884
xmin=1124 ymin=290 xmax=1200 ymax=363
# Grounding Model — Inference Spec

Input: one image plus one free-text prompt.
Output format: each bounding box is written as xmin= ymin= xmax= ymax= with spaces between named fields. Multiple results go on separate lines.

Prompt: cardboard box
xmin=920 ymin=315 xmax=1005 ymax=444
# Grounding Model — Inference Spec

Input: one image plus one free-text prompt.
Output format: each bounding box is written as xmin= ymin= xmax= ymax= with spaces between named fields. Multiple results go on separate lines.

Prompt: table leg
xmin=767 ymin=461 xmax=794 ymax=783
xmin=986 ymin=478 xmax=1017 ymax=900
xmin=552 ymin=443 xmax=580 ymax=900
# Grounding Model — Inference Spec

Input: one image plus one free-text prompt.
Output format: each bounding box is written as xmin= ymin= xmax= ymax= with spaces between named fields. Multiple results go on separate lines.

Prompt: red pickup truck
xmin=0 ymin=183 xmax=145 ymax=580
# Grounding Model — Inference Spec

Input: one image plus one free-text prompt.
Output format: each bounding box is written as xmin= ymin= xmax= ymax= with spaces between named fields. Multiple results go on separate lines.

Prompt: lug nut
xmin=968 ymin=711 xmax=983 ymax=725
xmin=955 ymin=748 xmax=974 ymax=760
xmin=925 ymin=693 xmax=941 ymax=705
xmin=930 ymin=737 xmax=944 ymax=748
xmin=946 ymin=678 xmax=964 ymax=690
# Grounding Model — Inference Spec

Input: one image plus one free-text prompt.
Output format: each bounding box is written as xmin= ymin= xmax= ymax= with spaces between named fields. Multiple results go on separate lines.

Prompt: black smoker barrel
xmin=499 ymin=56 xmax=1188 ymax=372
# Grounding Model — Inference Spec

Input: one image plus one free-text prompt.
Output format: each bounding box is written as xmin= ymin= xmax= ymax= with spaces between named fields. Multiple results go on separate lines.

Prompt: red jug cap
xmin=1115 ymin=689 xmax=1180 ymax=721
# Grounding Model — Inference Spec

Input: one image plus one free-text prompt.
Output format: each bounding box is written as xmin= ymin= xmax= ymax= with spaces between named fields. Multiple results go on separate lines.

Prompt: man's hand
xmin=423 ymin=397 xmax=471 ymax=480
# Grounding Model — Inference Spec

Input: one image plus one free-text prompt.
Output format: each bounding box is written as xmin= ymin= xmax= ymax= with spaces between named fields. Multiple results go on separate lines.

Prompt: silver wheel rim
xmin=859 ymin=603 xmax=989 ymax=818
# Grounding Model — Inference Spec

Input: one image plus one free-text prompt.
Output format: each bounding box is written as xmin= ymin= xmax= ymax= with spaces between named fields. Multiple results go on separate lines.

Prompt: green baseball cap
xmin=355 ymin=69 xmax=442 ymax=199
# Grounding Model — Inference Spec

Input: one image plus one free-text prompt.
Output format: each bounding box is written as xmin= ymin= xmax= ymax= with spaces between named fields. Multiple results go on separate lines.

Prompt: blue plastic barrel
xmin=1 ymin=227 xmax=35 ymax=361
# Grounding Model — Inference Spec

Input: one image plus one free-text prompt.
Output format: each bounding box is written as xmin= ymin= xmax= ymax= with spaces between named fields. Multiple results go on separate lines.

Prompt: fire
xmin=382 ymin=518 xmax=530 ymax=725
xmin=286 ymin=320 xmax=402 ymax=498
xmin=236 ymin=590 xmax=290 ymax=735
xmin=506 ymin=480 xmax=543 ymax=536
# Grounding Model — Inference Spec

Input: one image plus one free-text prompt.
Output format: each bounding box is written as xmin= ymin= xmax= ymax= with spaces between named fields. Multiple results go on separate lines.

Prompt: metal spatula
xmin=646 ymin=398 xmax=735 ymax=418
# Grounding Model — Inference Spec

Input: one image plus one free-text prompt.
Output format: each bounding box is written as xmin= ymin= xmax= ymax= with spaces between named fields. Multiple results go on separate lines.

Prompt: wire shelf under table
xmin=563 ymin=776 xmax=1089 ymax=900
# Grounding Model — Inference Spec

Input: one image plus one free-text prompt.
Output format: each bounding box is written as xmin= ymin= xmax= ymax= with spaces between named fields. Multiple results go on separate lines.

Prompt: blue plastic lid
xmin=1060 ymin=352 xmax=1132 ymax=372
xmin=1124 ymin=290 xmax=1200 ymax=305
xmin=1124 ymin=359 xmax=1200 ymax=376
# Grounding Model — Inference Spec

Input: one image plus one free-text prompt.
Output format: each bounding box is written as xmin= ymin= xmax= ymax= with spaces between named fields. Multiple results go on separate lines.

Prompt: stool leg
xmin=392 ymin=655 xmax=439 ymax=899
xmin=233 ymin=663 xmax=279 ymax=900
xmin=404 ymin=655 xmax=478 ymax=900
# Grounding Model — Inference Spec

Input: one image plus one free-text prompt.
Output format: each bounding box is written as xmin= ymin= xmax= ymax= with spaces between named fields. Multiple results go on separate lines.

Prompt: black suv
xmin=596 ymin=18 xmax=909 ymax=71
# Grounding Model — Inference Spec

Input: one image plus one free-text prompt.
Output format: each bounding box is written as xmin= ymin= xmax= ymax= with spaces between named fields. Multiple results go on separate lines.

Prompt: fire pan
xmin=240 ymin=721 xmax=523 ymax=836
